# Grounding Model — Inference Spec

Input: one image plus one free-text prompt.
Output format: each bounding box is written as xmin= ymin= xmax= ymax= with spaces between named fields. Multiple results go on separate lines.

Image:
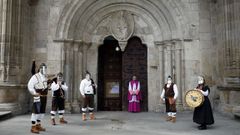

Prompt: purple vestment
xmin=128 ymin=80 xmax=142 ymax=112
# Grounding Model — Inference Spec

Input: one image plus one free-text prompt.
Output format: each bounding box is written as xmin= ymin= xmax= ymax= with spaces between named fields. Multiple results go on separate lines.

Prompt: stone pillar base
xmin=0 ymin=84 xmax=29 ymax=115
xmin=64 ymin=102 xmax=72 ymax=114
xmin=233 ymin=106 xmax=240 ymax=117
xmin=0 ymin=103 xmax=19 ymax=114
xmin=71 ymin=101 xmax=80 ymax=113
xmin=182 ymin=104 xmax=194 ymax=111
xmin=217 ymin=86 xmax=240 ymax=118
xmin=176 ymin=103 xmax=184 ymax=112
xmin=157 ymin=103 xmax=166 ymax=113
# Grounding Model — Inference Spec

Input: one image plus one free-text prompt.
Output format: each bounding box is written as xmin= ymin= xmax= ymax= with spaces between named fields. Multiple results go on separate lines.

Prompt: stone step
xmin=233 ymin=106 xmax=240 ymax=118
xmin=0 ymin=111 xmax=12 ymax=121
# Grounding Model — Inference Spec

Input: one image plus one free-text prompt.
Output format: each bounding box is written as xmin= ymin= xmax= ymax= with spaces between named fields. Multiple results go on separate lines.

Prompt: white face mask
xmin=57 ymin=76 xmax=63 ymax=82
xmin=198 ymin=80 xmax=204 ymax=84
xmin=86 ymin=74 xmax=90 ymax=80
xmin=167 ymin=79 xmax=172 ymax=84
xmin=198 ymin=76 xmax=204 ymax=84
xmin=40 ymin=66 xmax=47 ymax=75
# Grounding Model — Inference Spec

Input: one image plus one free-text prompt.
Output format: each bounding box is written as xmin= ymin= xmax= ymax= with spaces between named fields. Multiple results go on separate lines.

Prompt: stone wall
xmin=29 ymin=0 xmax=218 ymax=113
xmin=211 ymin=0 xmax=240 ymax=118
xmin=1 ymin=0 xmax=239 ymax=117
xmin=0 ymin=0 xmax=32 ymax=114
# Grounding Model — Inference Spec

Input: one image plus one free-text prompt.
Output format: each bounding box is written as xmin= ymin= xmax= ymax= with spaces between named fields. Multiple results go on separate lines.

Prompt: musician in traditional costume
xmin=27 ymin=63 xmax=48 ymax=133
xmin=79 ymin=72 xmax=96 ymax=121
xmin=128 ymin=75 xmax=142 ymax=112
xmin=193 ymin=76 xmax=214 ymax=130
xmin=50 ymin=72 xmax=68 ymax=125
xmin=161 ymin=76 xmax=178 ymax=123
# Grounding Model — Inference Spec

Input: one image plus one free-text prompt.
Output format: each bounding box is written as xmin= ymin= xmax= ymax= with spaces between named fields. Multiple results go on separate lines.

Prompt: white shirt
xmin=160 ymin=83 xmax=178 ymax=100
xmin=128 ymin=81 xmax=140 ymax=102
xmin=27 ymin=72 xmax=47 ymax=102
xmin=79 ymin=78 xmax=94 ymax=95
xmin=195 ymin=88 xmax=209 ymax=96
xmin=128 ymin=81 xmax=140 ymax=92
xmin=51 ymin=81 xmax=68 ymax=97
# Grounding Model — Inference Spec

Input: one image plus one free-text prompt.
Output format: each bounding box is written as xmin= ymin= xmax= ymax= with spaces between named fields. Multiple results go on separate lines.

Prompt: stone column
xmin=154 ymin=42 xmax=165 ymax=91
xmin=155 ymin=41 xmax=165 ymax=112
xmin=0 ymin=0 xmax=23 ymax=83
xmin=174 ymin=40 xmax=184 ymax=111
xmin=163 ymin=42 xmax=172 ymax=79
xmin=0 ymin=0 xmax=7 ymax=68
xmin=0 ymin=0 xmax=11 ymax=82
xmin=82 ymin=43 xmax=88 ymax=77
xmin=156 ymin=40 xmax=184 ymax=112
xmin=158 ymin=45 xmax=164 ymax=93
xmin=63 ymin=42 xmax=74 ymax=112
xmin=0 ymin=0 xmax=29 ymax=114
xmin=71 ymin=41 xmax=83 ymax=112
xmin=53 ymin=39 xmax=83 ymax=113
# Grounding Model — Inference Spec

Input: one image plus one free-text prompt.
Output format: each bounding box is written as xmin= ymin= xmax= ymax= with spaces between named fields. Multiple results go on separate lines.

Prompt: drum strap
xmin=35 ymin=74 xmax=47 ymax=89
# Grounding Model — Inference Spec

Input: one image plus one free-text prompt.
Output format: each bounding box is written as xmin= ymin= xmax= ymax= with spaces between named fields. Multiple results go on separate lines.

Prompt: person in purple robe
xmin=128 ymin=75 xmax=142 ymax=112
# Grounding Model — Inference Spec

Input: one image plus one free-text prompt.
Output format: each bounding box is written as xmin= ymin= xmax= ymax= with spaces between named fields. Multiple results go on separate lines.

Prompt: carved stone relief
xmin=110 ymin=11 xmax=134 ymax=41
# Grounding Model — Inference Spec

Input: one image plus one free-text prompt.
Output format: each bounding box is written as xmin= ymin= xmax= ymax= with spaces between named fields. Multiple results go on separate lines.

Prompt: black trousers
xmin=32 ymin=96 xmax=47 ymax=114
xmin=82 ymin=94 xmax=94 ymax=112
xmin=52 ymin=97 xmax=65 ymax=111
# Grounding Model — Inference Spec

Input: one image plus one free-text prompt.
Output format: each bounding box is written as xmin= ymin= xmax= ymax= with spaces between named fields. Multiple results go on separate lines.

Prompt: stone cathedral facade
xmin=0 ymin=0 xmax=239 ymax=118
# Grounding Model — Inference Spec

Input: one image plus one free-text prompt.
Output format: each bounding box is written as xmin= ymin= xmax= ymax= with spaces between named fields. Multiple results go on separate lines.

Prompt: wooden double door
xmin=97 ymin=36 xmax=148 ymax=111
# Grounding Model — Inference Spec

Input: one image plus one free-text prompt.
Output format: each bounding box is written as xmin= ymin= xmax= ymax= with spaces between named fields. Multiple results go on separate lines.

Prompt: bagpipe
xmin=86 ymin=70 xmax=96 ymax=95
xmin=34 ymin=74 xmax=56 ymax=95
xmin=90 ymin=78 xmax=96 ymax=95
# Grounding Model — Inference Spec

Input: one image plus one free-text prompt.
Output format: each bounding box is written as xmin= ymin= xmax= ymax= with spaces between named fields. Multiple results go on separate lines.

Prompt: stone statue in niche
xmin=110 ymin=11 xmax=134 ymax=41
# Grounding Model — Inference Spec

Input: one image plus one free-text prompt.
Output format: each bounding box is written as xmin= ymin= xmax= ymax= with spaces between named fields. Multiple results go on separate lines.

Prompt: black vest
xmin=53 ymin=88 xmax=65 ymax=97
xmin=164 ymin=83 xmax=175 ymax=97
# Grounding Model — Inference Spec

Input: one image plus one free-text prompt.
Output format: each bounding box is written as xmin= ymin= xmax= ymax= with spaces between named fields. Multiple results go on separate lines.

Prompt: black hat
xmin=39 ymin=63 xmax=47 ymax=68
xmin=167 ymin=75 xmax=172 ymax=79
xmin=57 ymin=72 xmax=63 ymax=77
xmin=86 ymin=70 xmax=91 ymax=75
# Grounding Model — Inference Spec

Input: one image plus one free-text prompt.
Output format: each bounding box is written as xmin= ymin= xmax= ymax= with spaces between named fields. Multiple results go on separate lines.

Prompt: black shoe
xmin=198 ymin=125 xmax=207 ymax=130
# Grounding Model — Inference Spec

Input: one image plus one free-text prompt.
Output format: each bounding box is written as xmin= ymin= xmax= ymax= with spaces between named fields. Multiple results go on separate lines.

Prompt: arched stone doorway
xmin=54 ymin=0 xmax=188 ymax=112
xmin=97 ymin=36 xmax=148 ymax=111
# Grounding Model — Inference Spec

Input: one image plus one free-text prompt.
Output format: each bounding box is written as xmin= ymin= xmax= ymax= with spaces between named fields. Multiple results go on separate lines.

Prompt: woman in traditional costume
xmin=193 ymin=76 xmax=214 ymax=130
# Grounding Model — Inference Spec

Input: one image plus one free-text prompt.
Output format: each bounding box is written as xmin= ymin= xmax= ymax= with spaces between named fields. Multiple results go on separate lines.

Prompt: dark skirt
xmin=193 ymin=96 xmax=214 ymax=125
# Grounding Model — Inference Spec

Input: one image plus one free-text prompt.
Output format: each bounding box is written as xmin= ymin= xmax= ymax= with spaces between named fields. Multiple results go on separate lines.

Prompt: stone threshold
xmin=0 ymin=111 xmax=12 ymax=121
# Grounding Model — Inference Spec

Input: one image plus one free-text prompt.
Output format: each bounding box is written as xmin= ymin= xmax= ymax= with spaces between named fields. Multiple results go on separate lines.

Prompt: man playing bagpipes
xmin=28 ymin=63 xmax=49 ymax=133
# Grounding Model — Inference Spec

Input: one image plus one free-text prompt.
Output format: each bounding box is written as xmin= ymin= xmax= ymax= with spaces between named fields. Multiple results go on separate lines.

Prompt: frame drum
xmin=185 ymin=90 xmax=204 ymax=108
